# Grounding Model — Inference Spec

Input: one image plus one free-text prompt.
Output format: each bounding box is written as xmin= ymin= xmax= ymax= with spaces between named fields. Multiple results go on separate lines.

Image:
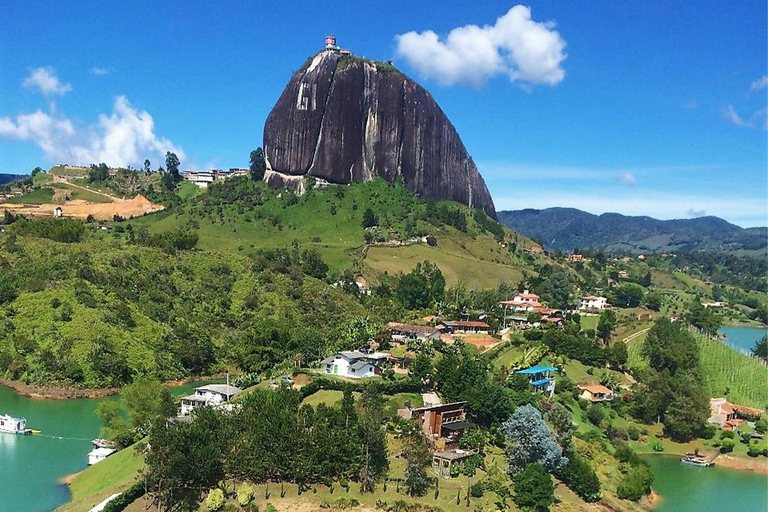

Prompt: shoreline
xmin=642 ymin=451 xmax=768 ymax=475
xmin=0 ymin=374 xmax=226 ymax=400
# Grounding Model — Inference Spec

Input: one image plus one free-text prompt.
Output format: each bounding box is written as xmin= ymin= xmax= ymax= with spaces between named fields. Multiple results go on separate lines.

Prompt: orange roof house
xmin=709 ymin=398 xmax=765 ymax=430
xmin=578 ymin=384 xmax=614 ymax=402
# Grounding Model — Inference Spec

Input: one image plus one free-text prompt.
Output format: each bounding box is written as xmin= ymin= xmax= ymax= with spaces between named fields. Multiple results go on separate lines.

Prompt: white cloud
xmin=616 ymin=172 xmax=637 ymax=186
xmin=90 ymin=67 xmax=113 ymax=76
xmin=750 ymin=76 xmax=768 ymax=92
xmin=22 ymin=67 xmax=72 ymax=96
xmin=686 ymin=209 xmax=706 ymax=218
xmin=394 ymin=5 xmax=566 ymax=87
xmin=0 ymin=96 xmax=184 ymax=168
xmin=724 ymin=105 xmax=749 ymax=127
xmin=723 ymin=104 xmax=768 ymax=129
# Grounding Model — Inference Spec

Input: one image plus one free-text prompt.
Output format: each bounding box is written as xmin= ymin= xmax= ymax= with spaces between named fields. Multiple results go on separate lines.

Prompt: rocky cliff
xmin=263 ymin=51 xmax=497 ymax=218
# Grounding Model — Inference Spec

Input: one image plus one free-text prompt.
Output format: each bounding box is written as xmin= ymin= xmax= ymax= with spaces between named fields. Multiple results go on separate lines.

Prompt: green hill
xmin=132 ymin=176 xmax=542 ymax=286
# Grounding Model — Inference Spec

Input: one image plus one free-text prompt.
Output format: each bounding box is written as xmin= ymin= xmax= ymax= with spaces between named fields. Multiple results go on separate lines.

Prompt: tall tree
xmin=513 ymin=462 xmax=555 ymax=512
xmin=357 ymin=386 xmax=389 ymax=492
xmin=165 ymin=152 xmax=181 ymax=184
xmin=501 ymin=404 xmax=567 ymax=475
xmin=596 ymin=309 xmax=617 ymax=344
xmin=143 ymin=159 xmax=151 ymax=172
xmin=752 ymin=335 xmax=768 ymax=362
xmin=402 ymin=426 xmax=433 ymax=497
xmin=249 ymin=148 xmax=266 ymax=181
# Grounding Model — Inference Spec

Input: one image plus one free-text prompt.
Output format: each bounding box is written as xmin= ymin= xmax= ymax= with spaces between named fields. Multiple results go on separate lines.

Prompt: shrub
xmin=720 ymin=438 xmax=735 ymax=453
xmin=557 ymin=453 xmax=602 ymax=502
xmin=266 ymin=505 xmax=278 ymax=512
xmin=628 ymin=426 xmax=641 ymax=441
xmin=513 ymin=462 xmax=554 ymax=511
xmin=102 ymin=479 xmax=146 ymax=512
xmin=205 ymin=488 xmax=225 ymax=511
xmin=470 ymin=481 xmax=486 ymax=498
xmin=586 ymin=404 xmax=606 ymax=427
xmin=617 ymin=465 xmax=654 ymax=501
xmin=237 ymin=483 xmax=255 ymax=506
xmin=748 ymin=442 xmax=762 ymax=457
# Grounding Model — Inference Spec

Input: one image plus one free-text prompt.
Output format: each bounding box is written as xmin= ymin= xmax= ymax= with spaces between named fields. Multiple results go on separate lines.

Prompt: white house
xmin=579 ymin=296 xmax=609 ymax=311
xmin=180 ymin=384 xmax=242 ymax=416
xmin=499 ymin=290 xmax=541 ymax=312
xmin=320 ymin=351 xmax=389 ymax=378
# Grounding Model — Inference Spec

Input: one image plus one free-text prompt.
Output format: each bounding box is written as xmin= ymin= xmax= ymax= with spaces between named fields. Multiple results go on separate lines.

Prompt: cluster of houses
xmin=498 ymin=289 xmax=611 ymax=330
xmin=182 ymin=168 xmax=249 ymax=188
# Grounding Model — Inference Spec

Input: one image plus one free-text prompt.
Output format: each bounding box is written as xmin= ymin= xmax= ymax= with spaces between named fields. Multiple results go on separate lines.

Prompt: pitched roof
xmin=386 ymin=322 xmax=439 ymax=335
xmin=350 ymin=360 xmax=372 ymax=371
xmin=438 ymin=320 xmax=490 ymax=328
xmin=578 ymin=384 xmax=613 ymax=395
xmin=196 ymin=384 xmax=241 ymax=396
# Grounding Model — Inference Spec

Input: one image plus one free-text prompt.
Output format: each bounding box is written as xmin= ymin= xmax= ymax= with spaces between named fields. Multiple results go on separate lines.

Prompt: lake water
xmin=645 ymin=455 xmax=768 ymax=511
xmin=719 ymin=325 xmax=768 ymax=354
xmin=0 ymin=382 xmax=211 ymax=512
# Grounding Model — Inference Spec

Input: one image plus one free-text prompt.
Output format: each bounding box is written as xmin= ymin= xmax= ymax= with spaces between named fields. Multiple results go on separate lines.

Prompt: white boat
xmin=88 ymin=447 xmax=116 ymax=465
xmin=681 ymin=452 xmax=714 ymax=467
xmin=0 ymin=414 xmax=29 ymax=435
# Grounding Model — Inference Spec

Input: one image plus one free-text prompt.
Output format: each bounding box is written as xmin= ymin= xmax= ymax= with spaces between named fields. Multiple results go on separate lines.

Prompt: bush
xmin=237 ymin=483 xmax=255 ymax=506
xmin=586 ymin=404 xmax=606 ymax=427
xmin=102 ymin=479 xmax=146 ymax=512
xmin=720 ymin=430 xmax=735 ymax=439
xmin=513 ymin=463 xmax=554 ymax=511
xmin=720 ymin=438 xmax=735 ymax=453
xmin=470 ymin=481 xmax=485 ymax=498
xmin=617 ymin=465 xmax=654 ymax=501
xmin=205 ymin=488 xmax=225 ymax=511
xmin=748 ymin=442 xmax=762 ymax=457
xmin=628 ymin=426 xmax=641 ymax=441
xmin=266 ymin=504 xmax=278 ymax=512
xmin=557 ymin=453 xmax=602 ymax=502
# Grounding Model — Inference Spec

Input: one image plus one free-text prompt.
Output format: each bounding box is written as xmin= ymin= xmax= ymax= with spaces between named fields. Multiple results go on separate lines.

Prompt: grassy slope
xmin=56 ymin=444 xmax=145 ymax=512
xmin=3 ymin=187 xmax=54 ymax=204
xmin=627 ymin=331 xmax=768 ymax=408
xmin=131 ymin=178 xmax=541 ymax=286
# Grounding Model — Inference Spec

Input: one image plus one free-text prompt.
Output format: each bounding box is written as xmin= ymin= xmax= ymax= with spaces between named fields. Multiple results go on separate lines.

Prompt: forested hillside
xmin=498 ymin=207 xmax=767 ymax=255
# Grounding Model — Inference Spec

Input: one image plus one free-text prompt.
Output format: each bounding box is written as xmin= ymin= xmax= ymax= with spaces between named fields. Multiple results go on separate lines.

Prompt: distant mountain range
xmin=497 ymin=208 xmax=767 ymax=254
xmin=0 ymin=173 xmax=26 ymax=185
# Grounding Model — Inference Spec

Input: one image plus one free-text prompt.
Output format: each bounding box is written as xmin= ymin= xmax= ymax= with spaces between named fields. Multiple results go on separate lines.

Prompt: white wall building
xmin=579 ymin=296 xmax=609 ymax=311
xmin=320 ymin=351 xmax=389 ymax=378
xmin=180 ymin=384 xmax=242 ymax=416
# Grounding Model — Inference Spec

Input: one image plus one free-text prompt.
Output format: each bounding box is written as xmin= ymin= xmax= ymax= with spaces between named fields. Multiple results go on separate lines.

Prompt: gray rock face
xmin=263 ymin=51 xmax=497 ymax=218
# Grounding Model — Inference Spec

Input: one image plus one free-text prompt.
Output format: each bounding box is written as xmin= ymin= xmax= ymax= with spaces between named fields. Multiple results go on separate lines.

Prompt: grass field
xmin=56 ymin=444 xmax=145 ymax=512
xmin=579 ymin=315 xmax=599 ymax=332
xmin=3 ymin=188 xmax=54 ymax=204
xmin=178 ymin=180 xmax=202 ymax=200
xmin=364 ymin=236 xmax=525 ymax=288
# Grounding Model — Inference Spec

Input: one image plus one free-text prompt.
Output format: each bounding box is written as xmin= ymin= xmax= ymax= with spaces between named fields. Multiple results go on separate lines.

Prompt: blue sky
xmin=1 ymin=1 xmax=766 ymax=226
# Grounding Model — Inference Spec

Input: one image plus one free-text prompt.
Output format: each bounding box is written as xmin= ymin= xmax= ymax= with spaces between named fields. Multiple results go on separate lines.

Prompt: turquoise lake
xmin=0 ymin=382 xmax=210 ymax=512
xmin=646 ymin=455 xmax=768 ymax=511
xmin=719 ymin=325 xmax=768 ymax=354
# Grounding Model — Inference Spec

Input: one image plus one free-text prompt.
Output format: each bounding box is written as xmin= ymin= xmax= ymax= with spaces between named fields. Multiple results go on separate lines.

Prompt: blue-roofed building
xmin=515 ymin=366 xmax=557 ymax=397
